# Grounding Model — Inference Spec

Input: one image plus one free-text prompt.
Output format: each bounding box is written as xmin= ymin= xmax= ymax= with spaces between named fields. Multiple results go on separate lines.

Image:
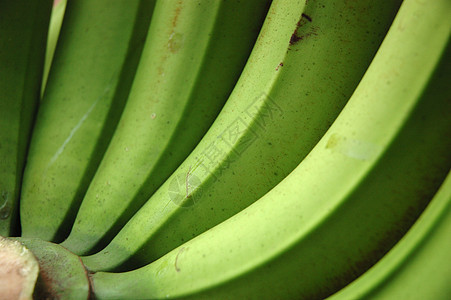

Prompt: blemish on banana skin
xmin=168 ymin=31 xmax=184 ymax=53
xmin=185 ymin=166 xmax=192 ymax=198
xmin=326 ymin=133 xmax=383 ymax=161
xmin=290 ymin=13 xmax=314 ymax=45
xmin=158 ymin=0 xmax=183 ymax=75
xmin=174 ymin=247 xmax=187 ymax=272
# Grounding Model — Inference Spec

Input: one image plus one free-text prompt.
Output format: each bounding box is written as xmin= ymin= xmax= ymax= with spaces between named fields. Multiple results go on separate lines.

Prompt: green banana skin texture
xmin=82 ymin=0 xmax=402 ymax=272
xmin=41 ymin=0 xmax=67 ymax=97
xmin=89 ymin=0 xmax=451 ymax=298
xmin=327 ymin=170 xmax=451 ymax=300
xmin=0 ymin=0 xmax=52 ymax=236
xmin=62 ymin=0 xmax=271 ymax=255
xmin=19 ymin=0 xmax=155 ymax=242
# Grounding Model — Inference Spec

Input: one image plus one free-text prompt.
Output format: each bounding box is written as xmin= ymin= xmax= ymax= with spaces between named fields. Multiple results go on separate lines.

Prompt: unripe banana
xmin=19 ymin=0 xmax=155 ymax=242
xmin=82 ymin=0 xmax=403 ymax=271
xmin=0 ymin=0 xmax=53 ymax=236
xmin=89 ymin=0 xmax=451 ymax=298
xmin=61 ymin=0 xmax=272 ymax=255
xmin=327 ymin=170 xmax=451 ymax=300
xmin=41 ymin=0 xmax=67 ymax=96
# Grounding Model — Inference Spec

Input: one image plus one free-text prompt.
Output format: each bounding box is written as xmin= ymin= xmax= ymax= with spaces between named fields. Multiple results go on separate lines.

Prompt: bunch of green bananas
xmin=0 ymin=0 xmax=449 ymax=299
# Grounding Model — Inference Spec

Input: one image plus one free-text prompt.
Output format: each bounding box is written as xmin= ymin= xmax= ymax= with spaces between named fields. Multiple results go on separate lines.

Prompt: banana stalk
xmin=11 ymin=237 xmax=90 ymax=300
xmin=81 ymin=0 xmax=403 ymax=271
xmin=0 ymin=0 xmax=53 ymax=236
xmin=19 ymin=0 xmax=156 ymax=242
xmin=0 ymin=236 xmax=39 ymax=299
xmin=89 ymin=0 xmax=451 ymax=298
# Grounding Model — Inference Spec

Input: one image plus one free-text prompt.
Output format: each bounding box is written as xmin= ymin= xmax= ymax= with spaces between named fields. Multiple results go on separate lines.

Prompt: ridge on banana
xmin=89 ymin=0 xmax=451 ymax=297
xmin=19 ymin=0 xmax=155 ymax=242
xmin=80 ymin=0 xmax=403 ymax=272
xmin=61 ymin=0 xmax=272 ymax=255
xmin=0 ymin=0 xmax=53 ymax=236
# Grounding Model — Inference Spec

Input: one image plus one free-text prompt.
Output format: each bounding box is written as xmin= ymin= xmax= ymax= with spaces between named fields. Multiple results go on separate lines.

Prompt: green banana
xmin=0 ymin=0 xmax=52 ymax=236
xmin=81 ymin=0 xmax=402 ymax=271
xmin=327 ymin=170 xmax=451 ymax=300
xmin=89 ymin=0 xmax=451 ymax=298
xmin=19 ymin=0 xmax=155 ymax=242
xmin=41 ymin=0 xmax=67 ymax=96
xmin=61 ymin=0 xmax=272 ymax=255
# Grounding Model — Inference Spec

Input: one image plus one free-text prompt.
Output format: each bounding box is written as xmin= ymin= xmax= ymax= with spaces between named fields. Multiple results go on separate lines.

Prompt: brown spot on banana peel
xmin=172 ymin=1 xmax=183 ymax=28
xmin=302 ymin=13 xmax=312 ymax=22
xmin=158 ymin=1 xmax=183 ymax=74
xmin=289 ymin=13 xmax=315 ymax=46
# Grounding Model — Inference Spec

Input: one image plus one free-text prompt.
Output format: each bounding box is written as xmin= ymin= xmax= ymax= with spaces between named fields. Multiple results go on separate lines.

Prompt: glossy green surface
xmin=90 ymin=0 xmax=451 ymax=298
xmin=20 ymin=0 xmax=155 ymax=242
xmin=83 ymin=0 xmax=402 ymax=273
xmin=62 ymin=0 xmax=272 ymax=256
xmin=41 ymin=0 xmax=67 ymax=95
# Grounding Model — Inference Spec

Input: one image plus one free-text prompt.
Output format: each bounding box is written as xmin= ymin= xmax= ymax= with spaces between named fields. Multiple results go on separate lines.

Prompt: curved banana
xmin=61 ymin=0 xmax=272 ymax=255
xmin=327 ymin=170 xmax=451 ymax=300
xmin=0 ymin=0 xmax=52 ymax=236
xmin=41 ymin=0 xmax=67 ymax=96
xmin=89 ymin=0 xmax=451 ymax=298
xmin=19 ymin=0 xmax=155 ymax=242
xmin=81 ymin=0 xmax=403 ymax=271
